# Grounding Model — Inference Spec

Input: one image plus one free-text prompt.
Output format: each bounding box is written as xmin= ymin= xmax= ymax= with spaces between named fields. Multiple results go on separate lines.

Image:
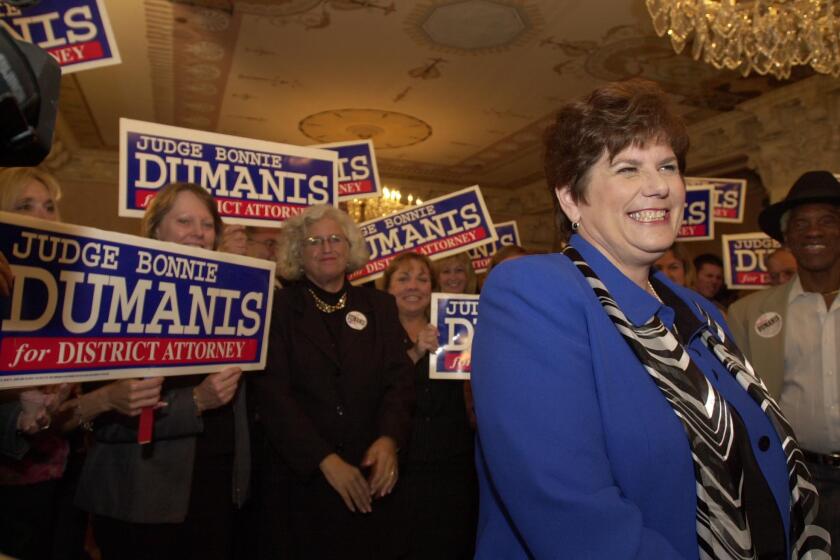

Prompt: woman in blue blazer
xmin=471 ymin=80 xmax=829 ymax=559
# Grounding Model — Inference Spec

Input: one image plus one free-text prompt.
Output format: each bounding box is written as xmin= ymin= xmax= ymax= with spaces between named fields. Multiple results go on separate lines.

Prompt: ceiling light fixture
xmin=645 ymin=0 xmax=840 ymax=79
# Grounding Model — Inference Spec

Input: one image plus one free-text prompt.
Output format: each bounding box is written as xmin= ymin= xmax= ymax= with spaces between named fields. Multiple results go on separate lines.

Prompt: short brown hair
xmin=489 ymin=245 xmax=528 ymax=271
xmin=140 ymin=182 xmax=223 ymax=248
xmin=544 ymin=79 xmax=689 ymax=241
xmin=382 ymin=252 xmax=436 ymax=291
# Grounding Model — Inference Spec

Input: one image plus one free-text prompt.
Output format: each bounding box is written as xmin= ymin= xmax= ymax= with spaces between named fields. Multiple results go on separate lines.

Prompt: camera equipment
xmin=0 ymin=24 xmax=60 ymax=166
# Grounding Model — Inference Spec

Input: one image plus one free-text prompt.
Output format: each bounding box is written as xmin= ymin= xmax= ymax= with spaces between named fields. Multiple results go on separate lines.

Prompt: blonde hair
xmin=432 ymin=252 xmax=478 ymax=294
xmin=0 ymin=167 xmax=62 ymax=214
xmin=275 ymin=204 xmax=369 ymax=281
xmin=140 ymin=182 xmax=223 ymax=248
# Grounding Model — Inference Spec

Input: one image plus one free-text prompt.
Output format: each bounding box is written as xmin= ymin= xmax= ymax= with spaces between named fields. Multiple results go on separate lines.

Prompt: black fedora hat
xmin=758 ymin=171 xmax=840 ymax=242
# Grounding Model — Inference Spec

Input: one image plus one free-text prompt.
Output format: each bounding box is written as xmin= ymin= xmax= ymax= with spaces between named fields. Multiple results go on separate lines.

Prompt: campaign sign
xmin=722 ymin=233 xmax=782 ymax=290
xmin=685 ymin=177 xmax=747 ymax=223
xmin=120 ymin=119 xmax=339 ymax=228
xmin=316 ymin=140 xmax=382 ymax=201
xmin=468 ymin=220 xmax=521 ymax=273
xmin=0 ymin=212 xmax=275 ymax=389
xmin=678 ymin=186 xmax=715 ymax=241
xmin=349 ymin=185 xmax=497 ymax=284
xmin=429 ymin=293 xmax=479 ymax=381
xmin=0 ymin=0 xmax=121 ymax=74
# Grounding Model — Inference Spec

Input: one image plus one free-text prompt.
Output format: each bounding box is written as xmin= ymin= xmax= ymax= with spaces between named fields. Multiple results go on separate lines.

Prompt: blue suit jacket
xmin=471 ymin=236 xmax=791 ymax=559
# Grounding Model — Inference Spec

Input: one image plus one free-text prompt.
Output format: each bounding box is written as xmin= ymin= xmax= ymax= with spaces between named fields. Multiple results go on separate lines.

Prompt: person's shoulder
xmin=728 ymin=283 xmax=789 ymax=318
xmin=484 ymin=252 xmax=581 ymax=292
xmin=272 ymin=282 xmax=301 ymax=307
xmin=349 ymin=282 xmax=397 ymax=310
xmin=481 ymin=253 xmax=589 ymax=317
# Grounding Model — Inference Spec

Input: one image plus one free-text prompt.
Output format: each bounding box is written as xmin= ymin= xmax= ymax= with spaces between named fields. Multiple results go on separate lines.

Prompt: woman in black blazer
xmin=75 ymin=183 xmax=249 ymax=560
xmin=253 ymin=204 xmax=414 ymax=559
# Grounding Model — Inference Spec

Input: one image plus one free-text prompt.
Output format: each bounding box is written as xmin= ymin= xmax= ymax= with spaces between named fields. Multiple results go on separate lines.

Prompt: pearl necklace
xmin=647 ymin=280 xmax=664 ymax=305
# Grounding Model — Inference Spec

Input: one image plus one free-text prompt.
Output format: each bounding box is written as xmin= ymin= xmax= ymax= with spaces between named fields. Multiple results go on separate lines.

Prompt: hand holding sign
xmin=218 ymin=225 xmax=248 ymax=256
xmin=192 ymin=366 xmax=242 ymax=413
xmin=16 ymin=388 xmax=54 ymax=433
xmin=104 ymin=377 xmax=164 ymax=417
xmin=409 ymin=323 xmax=439 ymax=362
xmin=0 ymin=252 xmax=12 ymax=297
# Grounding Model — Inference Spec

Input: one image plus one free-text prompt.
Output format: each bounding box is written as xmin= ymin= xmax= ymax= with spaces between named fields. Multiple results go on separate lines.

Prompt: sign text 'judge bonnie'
xmin=120 ymin=119 xmax=339 ymax=227
xmin=349 ymin=186 xmax=497 ymax=283
xmin=0 ymin=213 xmax=275 ymax=388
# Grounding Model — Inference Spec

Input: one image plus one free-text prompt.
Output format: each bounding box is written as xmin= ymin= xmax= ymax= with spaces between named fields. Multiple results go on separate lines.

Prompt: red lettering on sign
xmin=338 ymin=180 xmax=373 ymax=195
xmin=47 ymin=40 xmax=104 ymax=65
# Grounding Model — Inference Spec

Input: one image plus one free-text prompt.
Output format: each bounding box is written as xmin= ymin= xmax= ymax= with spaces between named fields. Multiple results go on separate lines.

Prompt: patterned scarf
xmin=563 ymin=246 xmax=830 ymax=560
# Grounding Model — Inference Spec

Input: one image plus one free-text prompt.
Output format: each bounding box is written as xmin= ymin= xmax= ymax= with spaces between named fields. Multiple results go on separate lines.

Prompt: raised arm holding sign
xmin=61 ymin=183 xmax=268 ymax=559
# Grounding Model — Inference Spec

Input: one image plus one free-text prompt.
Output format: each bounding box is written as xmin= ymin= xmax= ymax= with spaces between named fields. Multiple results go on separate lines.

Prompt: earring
xmin=571 ymin=220 xmax=580 ymax=231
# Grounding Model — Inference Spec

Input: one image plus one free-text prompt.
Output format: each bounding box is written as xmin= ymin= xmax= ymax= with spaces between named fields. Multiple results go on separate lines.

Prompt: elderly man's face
xmin=784 ymin=203 xmax=840 ymax=274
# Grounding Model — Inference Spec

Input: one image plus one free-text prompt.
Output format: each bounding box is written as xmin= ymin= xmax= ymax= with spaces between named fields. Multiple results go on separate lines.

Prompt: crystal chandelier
xmin=345 ymin=187 xmax=423 ymax=223
xmin=645 ymin=0 xmax=840 ymax=79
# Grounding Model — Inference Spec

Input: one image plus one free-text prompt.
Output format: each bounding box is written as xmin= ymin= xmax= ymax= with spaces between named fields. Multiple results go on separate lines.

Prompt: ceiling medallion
xmin=406 ymin=0 xmax=542 ymax=55
xmin=299 ymin=109 xmax=432 ymax=149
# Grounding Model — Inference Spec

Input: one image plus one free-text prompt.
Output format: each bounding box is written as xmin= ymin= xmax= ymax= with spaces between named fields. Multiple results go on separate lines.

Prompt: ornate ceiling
xmin=52 ymin=0 xmax=811 ymax=196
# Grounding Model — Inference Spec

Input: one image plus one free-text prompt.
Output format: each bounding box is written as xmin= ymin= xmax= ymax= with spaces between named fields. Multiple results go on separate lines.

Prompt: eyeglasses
xmin=304 ymin=234 xmax=346 ymax=248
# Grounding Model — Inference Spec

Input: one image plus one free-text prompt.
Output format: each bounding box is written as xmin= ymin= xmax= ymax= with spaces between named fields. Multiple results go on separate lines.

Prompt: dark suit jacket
xmin=251 ymin=281 xmax=415 ymax=558
xmin=75 ymin=382 xmax=250 ymax=524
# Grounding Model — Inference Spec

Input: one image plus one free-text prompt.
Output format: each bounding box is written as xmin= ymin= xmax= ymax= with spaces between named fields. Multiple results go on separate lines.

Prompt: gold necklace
xmin=308 ymin=288 xmax=347 ymax=313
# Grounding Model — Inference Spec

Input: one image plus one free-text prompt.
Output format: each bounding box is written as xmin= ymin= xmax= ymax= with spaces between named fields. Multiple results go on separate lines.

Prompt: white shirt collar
xmin=788 ymin=274 xmax=805 ymax=304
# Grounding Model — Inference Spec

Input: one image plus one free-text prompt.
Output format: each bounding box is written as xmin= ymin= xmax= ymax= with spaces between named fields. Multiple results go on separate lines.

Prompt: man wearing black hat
xmin=729 ymin=170 xmax=840 ymax=552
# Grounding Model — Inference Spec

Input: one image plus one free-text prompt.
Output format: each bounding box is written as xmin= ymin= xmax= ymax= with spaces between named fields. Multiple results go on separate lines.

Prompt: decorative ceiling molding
xmin=145 ymin=0 xmax=177 ymax=125
xmin=405 ymin=0 xmax=543 ymax=55
xmin=171 ymin=3 xmax=240 ymax=131
xmin=299 ymin=109 xmax=433 ymax=148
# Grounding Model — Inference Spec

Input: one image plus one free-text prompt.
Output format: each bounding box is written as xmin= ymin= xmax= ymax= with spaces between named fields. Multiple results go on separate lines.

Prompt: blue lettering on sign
xmin=122 ymin=120 xmax=339 ymax=225
xmin=350 ymin=187 xmax=495 ymax=283
xmin=0 ymin=213 xmax=273 ymax=386
xmin=431 ymin=294 xmax=480 ymax=380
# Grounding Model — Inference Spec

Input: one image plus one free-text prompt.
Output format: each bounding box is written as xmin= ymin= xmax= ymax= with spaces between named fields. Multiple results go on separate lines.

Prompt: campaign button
xmin=346 ymin=311 xmax=368 ymax=331
xmin=754 ymin=312 xmax=782 ymax=338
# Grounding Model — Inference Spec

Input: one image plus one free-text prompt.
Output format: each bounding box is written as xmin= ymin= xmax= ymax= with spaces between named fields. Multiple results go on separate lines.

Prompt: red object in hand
xmin=138 ymin=406 xmax=154 ymax=444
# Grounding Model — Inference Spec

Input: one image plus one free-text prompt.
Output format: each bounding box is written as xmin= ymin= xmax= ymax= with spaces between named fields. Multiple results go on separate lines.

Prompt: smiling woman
xmin=471 ymin=79 xmax=830 ymax=558
xmin=384 ymin=252 xmax=477 ymax=559
xmin=252 ymin=204 xmax=414 ymax=559
xmin=75 ymin=182 xmax=250 ymax=560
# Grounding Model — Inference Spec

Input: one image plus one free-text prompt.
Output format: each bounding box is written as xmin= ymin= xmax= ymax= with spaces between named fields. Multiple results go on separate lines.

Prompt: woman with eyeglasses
xmin=252 ymin=204 xmax=414 ymax=559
